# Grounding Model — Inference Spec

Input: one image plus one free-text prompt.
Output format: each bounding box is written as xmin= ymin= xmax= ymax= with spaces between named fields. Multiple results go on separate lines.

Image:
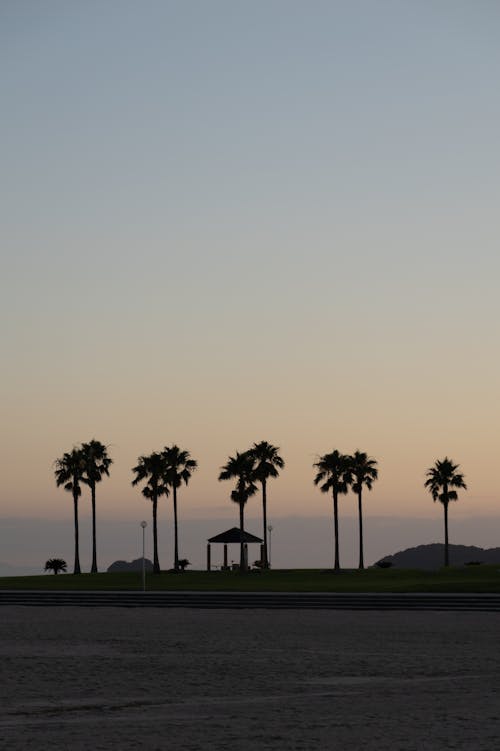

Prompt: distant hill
xmin=376 ymin=544 xmax=500 ymax=570
xmin=107 ymin=558 xmax=154 ymax=573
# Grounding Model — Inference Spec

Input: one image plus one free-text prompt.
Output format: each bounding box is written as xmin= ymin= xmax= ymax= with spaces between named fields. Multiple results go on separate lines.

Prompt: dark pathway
xmin=2 ymin=590 xmax=500 ymax=610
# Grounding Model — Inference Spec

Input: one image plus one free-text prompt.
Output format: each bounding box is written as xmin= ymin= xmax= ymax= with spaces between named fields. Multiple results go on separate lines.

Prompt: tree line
xmin=54 ymin=440 xmax=467 ymax=574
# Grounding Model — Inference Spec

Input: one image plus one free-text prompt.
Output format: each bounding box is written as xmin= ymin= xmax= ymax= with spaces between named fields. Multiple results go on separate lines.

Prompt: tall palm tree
xmin=248 ymin=441 xmax=284 ymax=568
xmin=81 ymin=439 xmax=112 ymax=574
xmin=162 ymin=445 xmax=198 ymax=570
xmin=54 ymin=448 xmax=85 ymax=574
xmin=313 ymin=450 xmax=351 ymax=571
xmin=218 ymin=451 xmax=258 ymax=572
xmin=425 ymin=457 xmax=467 ymax=567
xmin=131 ymin=452 xmax=169 ymax=574
xmin=349 ymin=450 xmax=378 ymax=570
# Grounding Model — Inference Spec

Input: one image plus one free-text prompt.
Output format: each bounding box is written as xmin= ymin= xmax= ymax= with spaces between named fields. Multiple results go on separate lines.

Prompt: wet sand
xmin=1 ymin=607 xmax=499 ymax=750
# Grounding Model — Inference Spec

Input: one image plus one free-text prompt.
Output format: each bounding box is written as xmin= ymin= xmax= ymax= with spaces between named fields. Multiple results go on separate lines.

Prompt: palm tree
xmin=349 ymin=450 xmax=378 ymax=570
xmin=162 ymin=445 xmax=198 ymax=570
xmin=131 ymin=452 xmax=169 ymax=574
xmin=425 ymin=457 xmax=467 ymax=567
xmin=218 ymin=451 xmax=258 ymax=572
xmin=313 ymin=450 xmax=351 ymax=571
xmin=248 ymin=441 xmax=284 ymax=568
xmin=54 ymin=448 xmax=85 ymax=574
xmin=81 ymin=439 xmax=112 ymax=573
xmin=44 ymin=558 xmax=67 ymax=575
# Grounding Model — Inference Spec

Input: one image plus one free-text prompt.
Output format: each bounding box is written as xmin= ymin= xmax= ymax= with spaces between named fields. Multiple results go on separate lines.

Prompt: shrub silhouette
xmin=376 ymin=560 xmax=393 ymax=569
xmin=44 ymin=558 xmax=67 ymax=575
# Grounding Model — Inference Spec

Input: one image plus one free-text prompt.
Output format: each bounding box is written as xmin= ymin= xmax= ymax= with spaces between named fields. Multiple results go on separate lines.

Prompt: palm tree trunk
xmin=73 ymin=490 xmax=81 ymax=575
xmin=261 ymin=480 xmax=268 ymax=568
xmin=91 ymin=483 xmax=98 ymax=573
xmin=444 ymin=501 xmax=449 ymax=567
xmin=358 ymin=490 xmax=364 ymax=570
xmin=152 ymin=496 xmax=160 ymax=574
xmin=332 ymin=489 xmax=340 ymax=570
xmin=173 ymin=485 xmax=179 ymax=570
xmin=239 ymin=501 xmax=246 ymax=572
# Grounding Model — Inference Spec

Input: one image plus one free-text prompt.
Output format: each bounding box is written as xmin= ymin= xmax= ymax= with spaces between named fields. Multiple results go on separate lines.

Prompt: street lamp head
xmin=140 ymin=521 xmax=147 ymax=528
xmin=267 ymin=524 xmax=273 ymax=532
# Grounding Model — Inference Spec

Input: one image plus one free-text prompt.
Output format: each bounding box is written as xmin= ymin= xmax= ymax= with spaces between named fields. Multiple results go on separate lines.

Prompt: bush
xmin=44 ymin=558 xmax=67 ymax=575
xmin=376 ymin=560 xmax=393 ymax=569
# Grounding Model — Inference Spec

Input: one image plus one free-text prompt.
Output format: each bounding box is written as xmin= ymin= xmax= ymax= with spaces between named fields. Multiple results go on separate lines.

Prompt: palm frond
xmin=249 ymin=441 xmax=285 ymax=483
xmin=313 ymin=450 xmax=352 ymax=495
xmin=219 ymin=450 xmax=258 ymax=508
xmin=54 ymin=448 xmax=84 ymax=498
xmin=131 ymin=452 xmax=170 ymax=500
xmin=161 ymin=444 xmax=198 ymax=491
xmin=81 ymin=439 xmax=113 ymax=487
xmin=425 ymin=457 xmax=467 ymax=505
xmin=349 ymin=450 xmax=378 ymax=493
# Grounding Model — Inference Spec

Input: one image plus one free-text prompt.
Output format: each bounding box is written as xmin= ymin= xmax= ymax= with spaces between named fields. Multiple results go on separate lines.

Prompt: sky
xmin=1 ymin=1 xmax=499 ymax=571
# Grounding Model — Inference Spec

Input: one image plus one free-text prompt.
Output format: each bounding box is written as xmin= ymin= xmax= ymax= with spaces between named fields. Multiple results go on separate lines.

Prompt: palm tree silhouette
xmin=81 ymin=439 xmax=112 ymax=574
xmin=132 ymin=452 xmax=169 ymax=574
xmin=349 ymin=450 xmax=378 ymax=570
xmin=162 ymin=445 xmax=198 ymax=570
xmin=54 ymin=448 xmax=85 ymax=574
xmin=44 ymin=558 xmax=67 ymax=575
xmin=248 ymin=441 xmax=284 ymax=568
xmin=218 ymin=451 xmax=258 ymax=572
xmin=425 ymin=457 xmax=467 ymax=567
xmin=313 ymin=450 xmax=351 ymax=571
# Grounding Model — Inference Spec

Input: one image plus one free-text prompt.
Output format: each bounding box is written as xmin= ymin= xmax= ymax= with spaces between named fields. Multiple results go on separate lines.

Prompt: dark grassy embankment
xmin=1 ymin=565 xmax=500 ymax=592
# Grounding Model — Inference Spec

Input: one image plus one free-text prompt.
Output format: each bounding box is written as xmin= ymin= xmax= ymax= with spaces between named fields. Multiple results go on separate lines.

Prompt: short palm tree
xmin=313 ymin=450 xmax=351 ymax=570
xmin=131 ymin=452 xmax=169 ymax=574
xmin=44 ymin=558 xmax=67 ymax=575
xmin=54 ymin=448 xmax=85 ymax=574
xmin=162 ymin=445 xmax=198 ymax=570
xmin=349 ymin=450 xmax=378 ymax=570
xmin=218 ymin=451 xmax=258 ymax=572
xmin=81 ymin=439 xmax=113 ymax=573
xmin=425 ymin=457 xmax=467 ymax=567
xmin=248 ymin=441 xmax=284 ymax=568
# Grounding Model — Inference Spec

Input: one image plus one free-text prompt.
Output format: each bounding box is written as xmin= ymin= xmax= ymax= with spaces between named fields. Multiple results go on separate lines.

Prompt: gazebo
xmin=206 ymin=527 xmax=263 ymax=570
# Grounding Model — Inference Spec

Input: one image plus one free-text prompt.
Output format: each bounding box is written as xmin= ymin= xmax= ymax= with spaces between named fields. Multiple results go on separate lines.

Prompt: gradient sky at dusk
xmin=1 ymin=1 xmax=499 ymax=569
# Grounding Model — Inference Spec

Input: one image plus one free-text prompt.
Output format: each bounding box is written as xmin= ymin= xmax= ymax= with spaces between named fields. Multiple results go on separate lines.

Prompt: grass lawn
xmin=1 ymin=565 xmax=500 ymax=592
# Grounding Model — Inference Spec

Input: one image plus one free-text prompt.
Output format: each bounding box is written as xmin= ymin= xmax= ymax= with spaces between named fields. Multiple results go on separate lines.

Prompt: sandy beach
xmin=1 ymin=606 xmax=500 ymax=750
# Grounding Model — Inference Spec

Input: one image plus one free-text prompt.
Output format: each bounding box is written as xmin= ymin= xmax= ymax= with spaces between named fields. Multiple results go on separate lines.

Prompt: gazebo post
xmin=244 ymin=543 xmax=248 ymax=569
xmin=207 ymin=543 xmax=211 ymax=571
xmin=223 ymin=544 xmax=228 ymax=570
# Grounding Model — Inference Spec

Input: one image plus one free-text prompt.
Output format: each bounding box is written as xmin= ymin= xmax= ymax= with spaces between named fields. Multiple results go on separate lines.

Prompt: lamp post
xmin=140 ymin=521 xmax=147 ymax=592
xmin=267 ymin=524 xmax=273 ymax=568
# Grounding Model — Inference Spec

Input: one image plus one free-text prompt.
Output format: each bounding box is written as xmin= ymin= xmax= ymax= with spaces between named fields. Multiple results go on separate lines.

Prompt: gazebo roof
xmin=207 ymin=527 xmax=263 ymax=544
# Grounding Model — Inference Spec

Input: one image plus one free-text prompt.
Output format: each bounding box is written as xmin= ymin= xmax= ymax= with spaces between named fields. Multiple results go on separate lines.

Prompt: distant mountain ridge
xmin=107 ymin=558 xmax=154 ymax=572
xmin=378 ymin=544 xmax=500 ymax=570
